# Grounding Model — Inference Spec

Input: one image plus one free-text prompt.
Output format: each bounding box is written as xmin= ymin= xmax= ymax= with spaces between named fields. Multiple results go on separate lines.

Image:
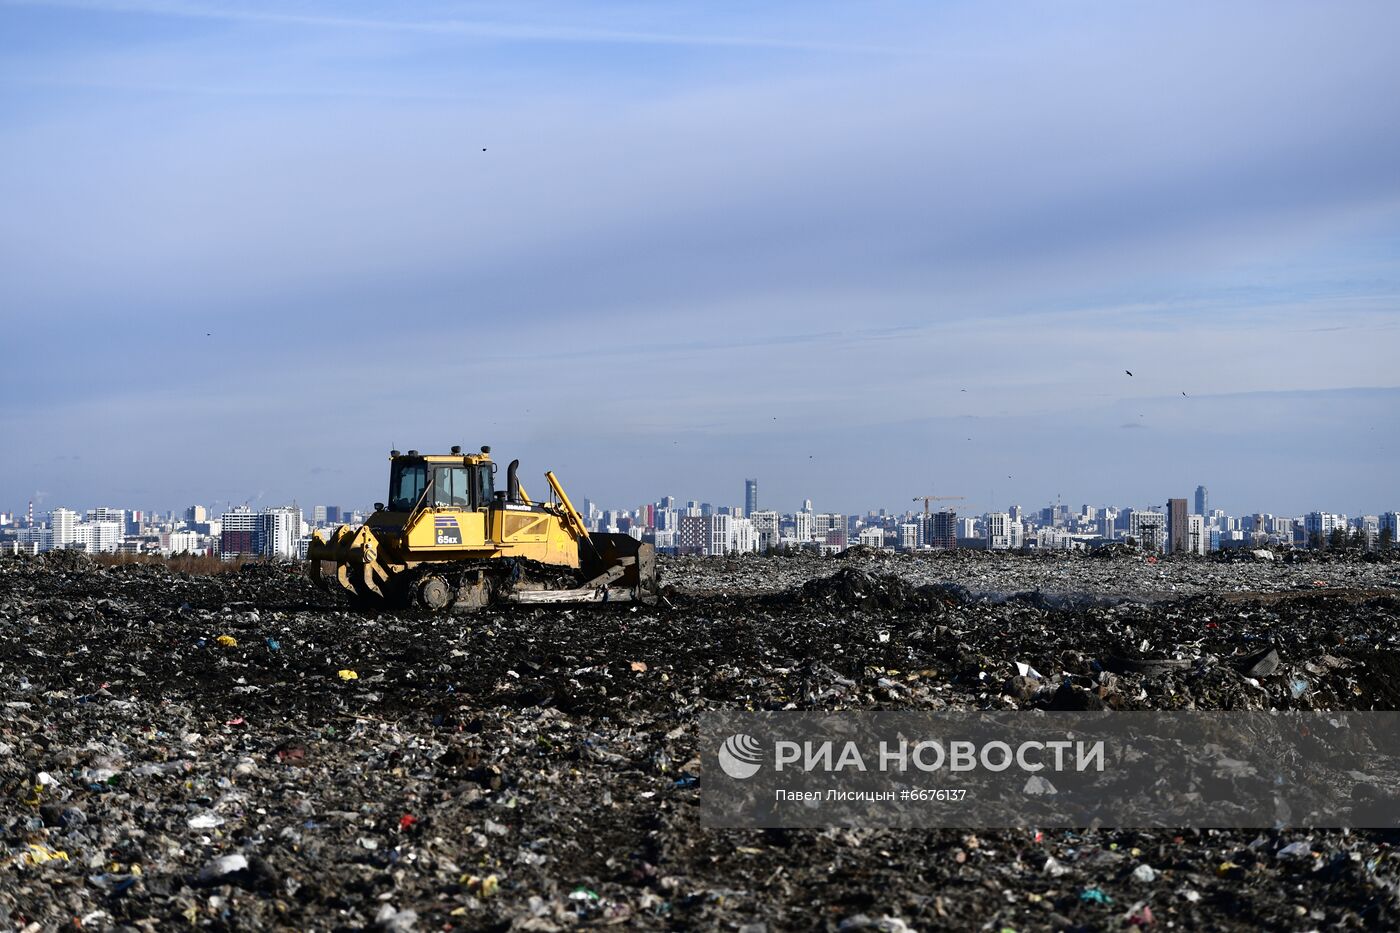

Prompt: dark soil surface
xmin=4 ymin=550 xmax=1400 ymax=931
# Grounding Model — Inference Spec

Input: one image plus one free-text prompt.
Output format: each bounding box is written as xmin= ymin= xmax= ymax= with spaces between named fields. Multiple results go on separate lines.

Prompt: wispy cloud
xmin=1 ymin=0 xmax=910 ymax=53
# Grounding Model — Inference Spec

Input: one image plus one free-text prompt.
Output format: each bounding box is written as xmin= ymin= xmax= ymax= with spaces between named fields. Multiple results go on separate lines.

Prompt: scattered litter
xmin=197 ymin=854 xmax=247 ymax=882
xmin=2 ymin=548 xmax=1396 ymax=928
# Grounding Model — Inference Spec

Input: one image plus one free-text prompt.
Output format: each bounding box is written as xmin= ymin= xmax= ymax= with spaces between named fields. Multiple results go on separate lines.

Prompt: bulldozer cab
xmin=388 ymin=453 xmax=494 ymax=513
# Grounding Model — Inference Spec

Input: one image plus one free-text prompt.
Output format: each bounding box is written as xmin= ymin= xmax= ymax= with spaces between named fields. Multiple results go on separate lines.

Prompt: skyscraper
xmin=986 ymin=512 xmax=1022 ymax=550
xmin=220 ymin=506 xmax=257 ymax=555
xmin=1194 ymin=485 xmax=1208 ymax=517
xmin=927 ymin=509 xmax=957 ymax=549
xmin=744 ymin=479 xmax=758 ymax=517
xmin=1167 ymin=498 xmax=1189 ymax=554
xmin=50 ymin=508 xmax=78 ymax=550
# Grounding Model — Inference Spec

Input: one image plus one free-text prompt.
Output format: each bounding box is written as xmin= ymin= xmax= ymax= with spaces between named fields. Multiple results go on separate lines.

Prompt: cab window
xmin=477 ymin=464 xmax=494 ymax=507
xmin=389 ymin=461 xmax=427 ymax=511
xmin=433 ymin=467 xmax=470 ymax=507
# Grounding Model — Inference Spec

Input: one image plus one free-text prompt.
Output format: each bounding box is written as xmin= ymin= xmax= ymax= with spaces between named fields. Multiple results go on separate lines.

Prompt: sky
xmin=1 ymin=0 xmax=1398 ymax=519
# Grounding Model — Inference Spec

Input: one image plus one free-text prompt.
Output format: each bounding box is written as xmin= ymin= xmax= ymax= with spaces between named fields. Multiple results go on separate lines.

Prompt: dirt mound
xmin=35 ymin=548 xmax=93 ymax=573
xmin=792 ymin=567 xmax=940 ymax=611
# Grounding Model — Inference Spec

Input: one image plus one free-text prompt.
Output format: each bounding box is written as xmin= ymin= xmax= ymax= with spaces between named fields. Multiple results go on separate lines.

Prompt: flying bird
xmin=1181 ymin=391 xmax=1188 ymax=397
xmin=1125 ymin=370 xmax=1133 ymax=377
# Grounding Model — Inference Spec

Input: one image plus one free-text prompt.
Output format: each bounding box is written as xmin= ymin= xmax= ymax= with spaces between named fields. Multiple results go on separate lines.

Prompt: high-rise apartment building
xmin=1304 ymin=511 xmax=1347 ymax=546
xmin=749 ymin=511 xmax=780 ymax=551
xmin=731 ymin=518 xmax=757 ymax=553
xmin=1358 ymin=515 xmax=1380 ymax=548
xmin=1166 ymin=498 xmax=1189 ymax=554
xmin=220 ymin=506 xmax=257 ymax=555
xmin=1381 ymin=512 xmax=1400 ymax=546
xmin=985 ymin=512 xmax=1022 ymax=550
xmin=75 ymin=521 xmax=122 ymax=553
xmin=1194 ymin=485 xmax=1208 ymax=518
xmin=1187 ymin=514 xmax=1207 ymax=555
xmin=261 ymin=506 xmax=303 ymax=559
xmin=50 ymin=508 xmax=78 ymax=550
xmin=794 ymin=509 xmax=812 ymax=542
xmin=926 ymin=510 xmax=957 ymax=549
xmin=812 ymin=513 xmax=844 ymax=540
xmin=858 ymin=527 xmax=885 ymax=549
xmin=899 ymin=523 xmax=919 ymax=550
xmin=89 ymin=507 xmax=124 ymax=531
xmin=1129 ymin=510 xmax=1165 ymax=552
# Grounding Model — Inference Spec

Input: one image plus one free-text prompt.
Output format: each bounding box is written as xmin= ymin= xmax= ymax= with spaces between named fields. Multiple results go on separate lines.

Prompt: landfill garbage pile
xmin=665 ymin=546 xmax=1400 ymax=602
xmin=3 ymin=549 xmax=1400 ymax=931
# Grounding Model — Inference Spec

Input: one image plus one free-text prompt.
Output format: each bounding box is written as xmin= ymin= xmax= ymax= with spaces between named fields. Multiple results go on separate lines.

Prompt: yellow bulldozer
xmin=307 ymin=446 xmax=659 ymax=611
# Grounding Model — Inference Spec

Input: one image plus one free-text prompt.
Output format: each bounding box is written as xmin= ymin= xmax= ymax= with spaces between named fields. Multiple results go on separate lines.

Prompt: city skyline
xmin=6 ymin=486 xmax=1392 ymax=561
xmin=6 ymin=471 xmax=1395 ymax=532
xmin=2 ymin=2 xmax=1398 ymax=512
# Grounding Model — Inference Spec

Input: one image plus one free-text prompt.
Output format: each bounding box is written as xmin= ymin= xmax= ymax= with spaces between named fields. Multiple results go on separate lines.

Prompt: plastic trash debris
xmin=197 ymin=854 xmax=247 ymax=882
xmin=17 ymin=844 xmax=69 ymax=866
xmin=215 ymin=634 xmax=238 ymax=647
xmin=374 ymin=904 xmax=420 ymax=931
xmin=1235 ymin=646 xmax=1280 ymax=677
xmin=337 ymin=669 xmax=359 ymax=681
xmin=1126 ymin=903 xmax=1155 ymax=926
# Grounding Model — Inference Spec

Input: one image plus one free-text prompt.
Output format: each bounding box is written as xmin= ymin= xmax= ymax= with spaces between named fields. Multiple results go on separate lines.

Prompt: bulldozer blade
xmin=306 ymin=524 xmax=394 ymax=603
xmin=579 ymin=533 xmax=659 ymax=603
xmin=510 ymin=586 xmax=639 ymax=606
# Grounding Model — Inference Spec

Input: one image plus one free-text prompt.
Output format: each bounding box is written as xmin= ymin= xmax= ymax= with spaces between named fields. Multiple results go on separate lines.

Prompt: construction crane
xmin=912 ymin=494 xmax=966 ymax=514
